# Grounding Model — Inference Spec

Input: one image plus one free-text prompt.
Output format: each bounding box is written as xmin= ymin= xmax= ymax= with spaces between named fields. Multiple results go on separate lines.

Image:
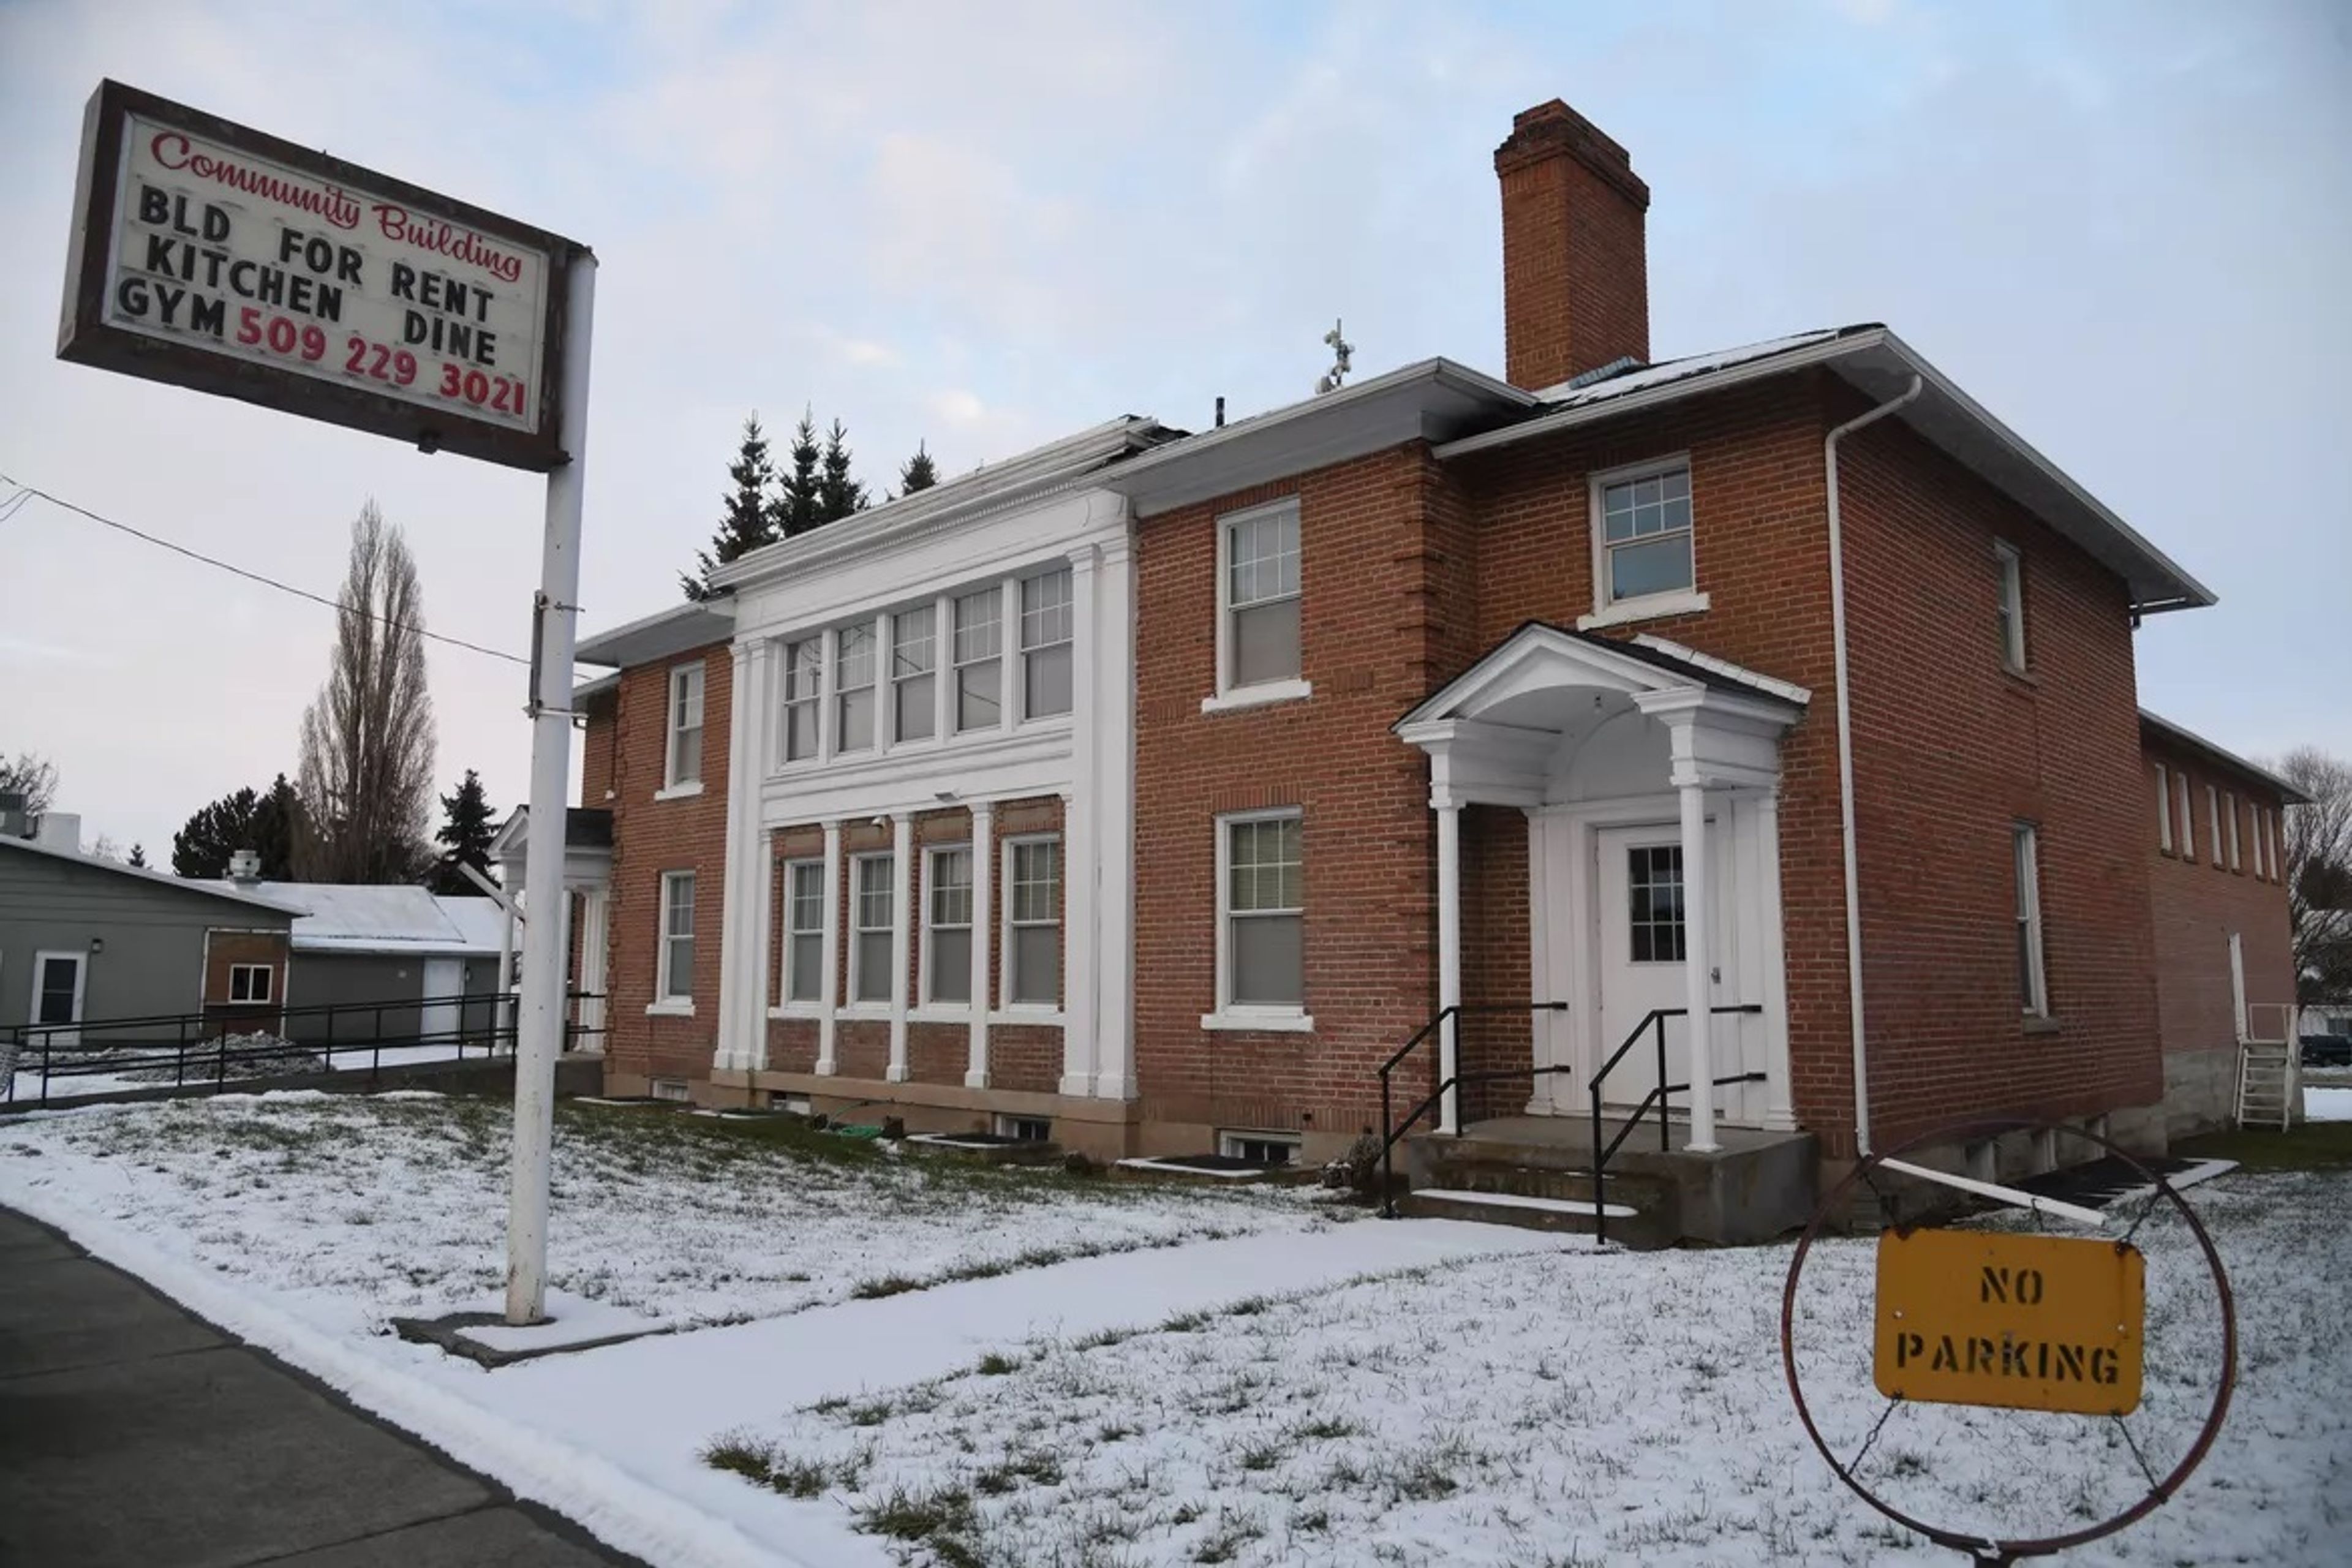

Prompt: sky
xmin=1 ymin=0 xmax=2346 ymax=859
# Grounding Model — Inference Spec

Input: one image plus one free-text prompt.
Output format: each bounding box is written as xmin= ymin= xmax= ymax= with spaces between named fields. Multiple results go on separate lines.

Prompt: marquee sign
xmin=1874 ymin=1227 xmax=2145 ymax=1416
xmin=58 ymin=80 xmax=586 ymax=471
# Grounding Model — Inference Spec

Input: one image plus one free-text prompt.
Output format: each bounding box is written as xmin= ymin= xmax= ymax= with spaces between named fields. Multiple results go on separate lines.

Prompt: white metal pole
xmin=505 ymin=251 xmax=596 ymax=1326
xmin=1434 ymin=800 xmax=1463 ymax=1135
xmin=1678 ymin=780 xmax=1719 ymax=1153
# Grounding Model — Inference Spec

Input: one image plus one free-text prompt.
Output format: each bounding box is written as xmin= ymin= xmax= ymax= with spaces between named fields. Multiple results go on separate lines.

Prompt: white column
xmin=1435 ymin=799 xmax=1463 ymax=1134
xmin=576 ymin=889 xmax=609 ymax=1055
xmin=1755 ymin=788 xmax=1797 ymax=1131
xmin=556 ymin=889 xmax=576 ymax=1044
xmin=1060 ymin=546 xmax=1100 ymax=1098
xmin=816 ymin=820 xmax=842 ymax=1075
xmin=714 ymin=640 xmax=760 ymax=1072
xmin=966 ymin=802 xmax=993 ymax=1088
xmin=745 ymin=835 xmax=774 ymax=1073
xmin=1091 ymin=531 xmax=1137 ymax=1101
xmin=1678 ymin=780 xmax=1720 ymax=1153
xmin=886 ymin=811 xmax=913 ymax=1082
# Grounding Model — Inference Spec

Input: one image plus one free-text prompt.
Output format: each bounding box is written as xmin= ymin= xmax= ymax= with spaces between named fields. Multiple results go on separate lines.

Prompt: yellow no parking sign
xmin=1874 ymin=1228 xmax=2145 ymax=1416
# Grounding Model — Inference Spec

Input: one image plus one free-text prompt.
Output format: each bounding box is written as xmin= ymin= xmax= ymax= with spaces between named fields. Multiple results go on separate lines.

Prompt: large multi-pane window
xmin=1222 ymin=812 xmax=1303 ymax=1008
xmin=665 ymin=663 xmax=704 ymax=790
xmin=837 ymin=625 xmax=876 ymax=752
xmin=1596 ymin=461 xmax=1694 ymax=607
xmin=783 ymin=860 xmax=825 ymax=1003
xmin=852 ymin=854 xmax=894 ymax=1004
xmin=953 ymin=589 xmax=1003 ymax=731
xmin=658 ymin=870 xmax=696 ymax=1002
xmin=2014 ymin=824 xmax=2048 ymax=1017
xmin=780 ymin=638 xmax=823 ymax=762
xmin=1020 ymin=568 xmax=1074 ymax=718
xmin=1005 ymin=838 xmax=1061 ymax=1006
xmin=892 ymin=608 xmax=937 ymax=742
xmin=927 ymin=846 xmax=973 ymax=1004
xmin=1223 ymin=503 xmax=1301 ymax=690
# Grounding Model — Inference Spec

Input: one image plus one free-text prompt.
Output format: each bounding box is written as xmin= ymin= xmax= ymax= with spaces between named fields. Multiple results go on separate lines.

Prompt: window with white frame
xmin=782 ymin=860 xmax=826 ymax=1003
xmin=1020 ymin=567 xmax=1074 ymax=718
xmin=837 ymin=625 xmax=876 ymax=752
xmin=2262 ymin=809 xmax=2278 ymax=882
xmin=2013 ymin=824 xmax=2048 ymax=1017
xmin=780 ymin=638 xmax=823 ymax=763
xmin=852 ymin=854 xmax=894 ymax=1005
xmin=665 ymin=663 xmax=705 ymax=790
xmin=1994 ymin=541 xmax=2027 ymax=672
xmin=953 ymin=589 xmax=1003 ymax=732
xmin=997 ymin=1114 xmax=1052 ymax=1143
xmin=2226 ymin=791 xmax=2242 ymax=872
xmin=1005 ymin=837 xmax=1061 ymax=1006
xmin=1594 ymin=459 xmax=1694 ymax=609
xmin=658 ymin=870 xmax=696 ymax=1003
xmin=892 ymin=607 xmax=937 ymax=743
xmin=2177 ymin=774 xmax=2195 ymax=861
xmin=1222 ymin=502 xmax=1301 ymax=690
xmin=2154 ymin=763 xmax=2173 ymax=853
xmin=2207 ymin=786 xmax=2223 ymax=872
xmin=1219 ymin=1130 xmax=1299 ymax=1166
xmin=1221 ymin=812 xmax=1304 ymax=1011
xmin=228 ymin=963 xmax=273 ymax=1005
xmin=926 ymin=846 xmax=973 ymax=1005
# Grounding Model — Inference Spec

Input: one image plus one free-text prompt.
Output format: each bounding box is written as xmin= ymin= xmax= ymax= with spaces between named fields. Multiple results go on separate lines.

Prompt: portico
xmin=1396 ymin=624 xmax=1808 ymax=1148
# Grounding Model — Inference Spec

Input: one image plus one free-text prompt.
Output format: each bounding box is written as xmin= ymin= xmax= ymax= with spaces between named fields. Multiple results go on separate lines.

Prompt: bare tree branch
xmin=295 ymin=502 xmax=437 ymax=883
xmin=2278 ymin=747 xmax=2352 ymax=1004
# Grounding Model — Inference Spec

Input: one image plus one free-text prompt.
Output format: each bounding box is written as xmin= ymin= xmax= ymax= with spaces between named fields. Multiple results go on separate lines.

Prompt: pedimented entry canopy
xmin=1394 ymin=622 xmax=1809 ymax=807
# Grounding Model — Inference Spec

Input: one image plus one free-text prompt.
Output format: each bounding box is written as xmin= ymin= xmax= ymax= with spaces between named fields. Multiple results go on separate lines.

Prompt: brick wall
xmin=594 ymin=641 xmax=731 ymax=1091
xmin=202 ymin=929 xmax=293 ymax=1034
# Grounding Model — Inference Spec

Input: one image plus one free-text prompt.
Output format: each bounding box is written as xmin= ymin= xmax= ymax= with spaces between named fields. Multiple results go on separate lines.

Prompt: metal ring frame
xmin=1779 ymin=1117 xmax=2237 ymax=1564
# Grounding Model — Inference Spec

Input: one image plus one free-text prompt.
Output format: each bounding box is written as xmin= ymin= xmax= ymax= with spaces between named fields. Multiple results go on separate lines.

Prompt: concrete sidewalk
xmin=0 ymin=1206 xmax=639 ymax=1567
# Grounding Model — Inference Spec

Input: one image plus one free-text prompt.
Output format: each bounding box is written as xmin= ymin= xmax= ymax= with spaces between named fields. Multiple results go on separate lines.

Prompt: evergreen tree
xmin=774 ymin=408 xmax=824 ymax=538
xmin=684 ymin=414 xmax=778 ymax=600
xmin=172 ymin=776 xmax=301 ymax=880
xmin=128 ymin=843 xmax=147 ymax=868
xmin=816 ymin=418 xmax=869 ymax=524
xmin=899 ymin=442 xmax=940 ymax=496
xmin=431 ymin=769 xmax=499 ymax=895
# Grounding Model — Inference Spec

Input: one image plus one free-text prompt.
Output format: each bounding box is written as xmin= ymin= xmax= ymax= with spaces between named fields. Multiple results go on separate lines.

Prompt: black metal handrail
xmin=1587 ymin=1004 xmax=1763 ymax=1245
xmin=1376 ymin=1001 xmax=1570 ymax=1217
xmin=0 ymin=989 xmax=605 ymax=1109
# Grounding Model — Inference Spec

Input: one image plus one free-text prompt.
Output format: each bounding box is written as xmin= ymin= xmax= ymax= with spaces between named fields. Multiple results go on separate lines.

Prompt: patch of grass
xmin=975 ymin=1350 xmax=1022 ymax=1376
xmin=1292 ymin=1415 xmax=1359 ymax=1442
xmin=1095 ymin=1422 xmax=1140 ymax=1444
xmin=2177 ymin=1120 xmax=2352 ymax=1170
xmin=1190 ymin=1508 xmax=1264 ymax=1564
xmin=765 ymin=1455 xmax=831 ymax=1499
xmin=852 ymin=1274 xmax=922 ymax=1300
xmin=699 ymin=1432 xmax=773 ymax=1484
xmin=1160 ymin=1310 xmax=1210 ymax=1333
xmin=975 ymin=1450 xmax=1065 ymax=1494
xmin=858 ymin=1483 xmax=978 ymax=1554
xmin=1237 ymin=1439 xmax=1284 ymax=1472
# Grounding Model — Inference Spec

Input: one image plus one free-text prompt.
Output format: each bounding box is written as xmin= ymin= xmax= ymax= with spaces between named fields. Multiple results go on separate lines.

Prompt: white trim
xmin=2206 ymin=785 xmax=2223 ymax=872
xmin=2154 ymin=762 xmax=2173 ymax=853
xmin=28 ymin=949 xmax=89 ymax=1044
xmin=1200 ymin=677 xmax=1313 ymax=715
xmin=1217 ymin=1129 xmax=1303 ymax=1163
xmin=1877 ymin=1156 xmax=2108 ymax=1230
xmin=2177 ymin=773 xmax=2196 ymax=861
xmin=1993 ymin=539 xmax=2027 ymax=673
xmin=1630 ymin=634 xmax=1811 ymax=706
xmin=645 ymin=998 xmax=696 ymax=1018
xmin=226 ymin=961 xmax=275 ymax=1005
xmin=1213 ymin=806 xmax=1306 ymax=1024
xmin=1586 ymin=452 xmax=1697 ymax=622
xmin=987 ymin=1008 xmax=1067 ymax=1028
xmin=815 ymin=821 xmax=842 ymax=1074
xmin=1213 ymin=497 xmax=1303 ymax=701
xmin=2225 ymin=791 xmax=2242 ymax=872
xmin=663 ymin=661 xmax=706 ymax=792
xmin=888 ymin=813 xmax=913 ymax=1082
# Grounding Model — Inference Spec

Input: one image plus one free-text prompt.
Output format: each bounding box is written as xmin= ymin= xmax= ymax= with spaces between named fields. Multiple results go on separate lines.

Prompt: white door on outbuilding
xmin=419 ymin=957 xmax=464 ymax=1048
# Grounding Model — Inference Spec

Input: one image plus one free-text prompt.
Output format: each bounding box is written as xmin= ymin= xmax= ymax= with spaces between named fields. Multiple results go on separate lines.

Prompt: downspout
xmin=1824 ymin=374 xmax=1922 ymax=1159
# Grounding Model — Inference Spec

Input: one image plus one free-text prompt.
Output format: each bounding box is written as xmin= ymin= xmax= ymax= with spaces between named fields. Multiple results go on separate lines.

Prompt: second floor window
xmin=1596 ymin=460 xmax=1694 ymax=608
xmin=1224 ymin=502 xmax=1301 ymax=690
xmin=954 ymin=589 xmax=1003 ymax=732
xmin=837 ymin=625 xmax=876 ymax=753
xmin=893 ymin=607 xmax=937 ymax=743
xmin=1021 ymin=568 xmax=1074 ymax=718
xmin=665 ymin=663 xmax=704 ymax=790
xmin=780 ymin=639 xmax=822 ymax=762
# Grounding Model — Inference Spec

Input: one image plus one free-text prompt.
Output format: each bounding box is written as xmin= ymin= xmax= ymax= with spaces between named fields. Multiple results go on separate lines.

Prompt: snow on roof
xmin=0 ymin=834 xmax=305 ymax=914
xmin=199 ymin=881 xmax=507 ymax=955
xmin=1528 ymin=328 xmax=1854 ymax=408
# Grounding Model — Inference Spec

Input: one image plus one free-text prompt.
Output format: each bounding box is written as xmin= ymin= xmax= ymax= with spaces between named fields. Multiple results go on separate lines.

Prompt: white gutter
xmin=1825 ymin=373 xmax=1923 ymax=1158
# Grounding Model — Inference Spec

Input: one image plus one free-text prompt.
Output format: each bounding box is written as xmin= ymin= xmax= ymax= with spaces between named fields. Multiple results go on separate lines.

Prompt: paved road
xmin=0 ymin=1206 xmax=641 ymax=1567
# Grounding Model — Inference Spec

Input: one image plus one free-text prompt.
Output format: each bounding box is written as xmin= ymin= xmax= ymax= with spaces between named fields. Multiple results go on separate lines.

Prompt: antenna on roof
xmin=1314 ymin=318 xmax=1354 ymax=395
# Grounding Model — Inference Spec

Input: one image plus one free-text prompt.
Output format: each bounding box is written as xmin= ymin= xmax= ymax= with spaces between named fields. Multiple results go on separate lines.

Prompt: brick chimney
xmin=1494 ymin=100 xmax=1651 ymax=390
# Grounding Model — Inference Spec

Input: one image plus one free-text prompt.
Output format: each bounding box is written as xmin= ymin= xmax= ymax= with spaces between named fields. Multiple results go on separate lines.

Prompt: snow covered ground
xmin=2305 ymin=1085 xmax=2351 ymax=1121
xmin=1 ymin=1093 xmax=2343 ymax=1567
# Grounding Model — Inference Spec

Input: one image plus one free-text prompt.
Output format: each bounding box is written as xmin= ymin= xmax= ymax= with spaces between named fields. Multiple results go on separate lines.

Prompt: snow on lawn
xmin=702 ymin=1172 xmax=2351 ymax=1567
xmin=0 ymin=1092 xmax=1343 ymax=1337
xmin=2306 ymin=1086 xmax=2352 ymax=1121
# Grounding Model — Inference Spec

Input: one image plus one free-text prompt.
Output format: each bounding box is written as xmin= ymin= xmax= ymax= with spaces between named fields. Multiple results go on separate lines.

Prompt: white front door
xmin=1594 ymin=823 xmax=1726 ymax=1110
xmin=419 ymin=957 xmax=464 ymax=1047
xmin=31 ymin=951 xmax=88 ymax=1049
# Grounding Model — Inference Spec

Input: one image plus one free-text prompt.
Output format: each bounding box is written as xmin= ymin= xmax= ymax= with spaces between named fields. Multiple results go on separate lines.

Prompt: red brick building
xmin=562 ymin=100 xmax=2293 ymax=1238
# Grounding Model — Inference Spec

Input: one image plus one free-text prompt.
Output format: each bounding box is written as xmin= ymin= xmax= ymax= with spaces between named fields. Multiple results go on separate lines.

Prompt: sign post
xmin=56 ymin=80 xmax=593 ymax=1328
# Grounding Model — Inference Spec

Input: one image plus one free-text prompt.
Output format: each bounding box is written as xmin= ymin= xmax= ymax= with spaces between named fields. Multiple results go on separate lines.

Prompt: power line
xmin=0 ymin=471 xmax=529 ymax=666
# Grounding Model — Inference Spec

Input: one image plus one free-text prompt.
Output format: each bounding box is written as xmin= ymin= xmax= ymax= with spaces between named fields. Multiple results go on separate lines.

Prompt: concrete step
xmin=1400 ymin=1188 xmax=1670 ymax=1249
xmin=1410 ymin=1147 xmax=1673 ymax=1210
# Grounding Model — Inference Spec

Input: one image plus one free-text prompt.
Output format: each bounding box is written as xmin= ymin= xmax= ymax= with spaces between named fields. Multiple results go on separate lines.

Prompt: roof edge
xmin=2139 ymin=709 xmax=2310 ymax=805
